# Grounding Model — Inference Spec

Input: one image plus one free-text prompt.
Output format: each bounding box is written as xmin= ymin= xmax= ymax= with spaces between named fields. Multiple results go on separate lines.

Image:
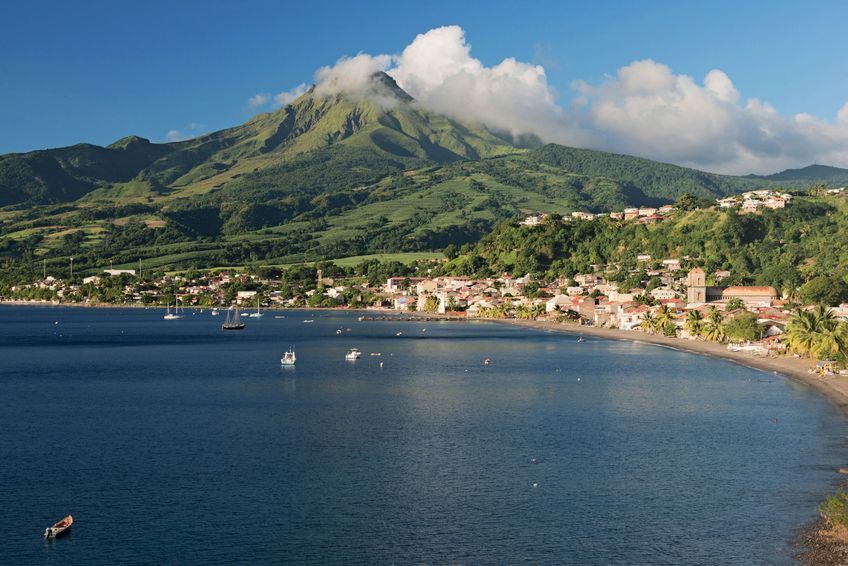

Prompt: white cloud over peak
xmin=269 ymin=25 xmax=848 ymax=174
xmin=314 ymin=53 xmax=392 ymax=97
xmin=247 ymin=92 xmax=271 ymax=110
xmin=274 ymin=83 xmax=308 ymax=107
xmin=388 ymin=26 xmax=580 ymax=144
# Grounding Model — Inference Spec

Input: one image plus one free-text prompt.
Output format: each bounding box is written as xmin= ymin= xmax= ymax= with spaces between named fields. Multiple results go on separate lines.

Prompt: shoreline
xmin=501 ymin=318 xmax=848 ymax=418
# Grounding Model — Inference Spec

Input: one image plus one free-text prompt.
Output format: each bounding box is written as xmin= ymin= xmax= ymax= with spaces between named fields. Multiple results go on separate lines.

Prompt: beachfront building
xmin=721 ymin=286 xmax=778 ymax=307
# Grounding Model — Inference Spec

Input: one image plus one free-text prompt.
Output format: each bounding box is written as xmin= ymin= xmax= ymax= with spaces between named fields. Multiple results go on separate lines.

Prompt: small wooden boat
xmin=45 ymin=515 xmax=73 ymax=539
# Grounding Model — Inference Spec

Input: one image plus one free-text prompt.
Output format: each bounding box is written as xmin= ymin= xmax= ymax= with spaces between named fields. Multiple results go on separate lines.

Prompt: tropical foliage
xmin=785 ymin=306 xmax=848 ymax=363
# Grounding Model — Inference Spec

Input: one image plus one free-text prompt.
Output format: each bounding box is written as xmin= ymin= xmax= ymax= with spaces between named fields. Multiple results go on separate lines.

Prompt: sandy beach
xmin=502 ymin=319 xmax=848 ymax=418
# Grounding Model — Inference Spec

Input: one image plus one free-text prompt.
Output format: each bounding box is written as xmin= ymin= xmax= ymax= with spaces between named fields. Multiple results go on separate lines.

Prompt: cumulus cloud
xmin=274 ymin=83 xmax=308 ymax=107
xmin=572 ymin=60 xmax=848 ymax=173
xmin=269 ymin=25 xmax=848 ymax=174
xmin=387 ymin=26 xmax=583 ymax=144
xmin=247 ymin=92 xmax=271 ymax=109
xmin=314 ymin=53 xmax=392 ymax=97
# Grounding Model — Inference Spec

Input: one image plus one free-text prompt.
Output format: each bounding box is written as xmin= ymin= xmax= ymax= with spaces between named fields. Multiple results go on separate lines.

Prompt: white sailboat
xmin=163 ymin=300 xmax=182 ymax=320
xmin=248 ymin=297 xmax=264 ymax=318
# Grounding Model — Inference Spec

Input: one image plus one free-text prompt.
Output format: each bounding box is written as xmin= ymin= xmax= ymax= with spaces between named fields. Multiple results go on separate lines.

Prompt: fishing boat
xmin=281 ymin=347 xmax=296 ymax=365
xmin=222 ymin=306 xmax=246 ymax=331
xmin=163 ymin=301 xmax=182 ymax=320
xmin=44 ymin=515 xmax=73 ymax=539
xmin=345 ymin=348 xmax=362 ymax=360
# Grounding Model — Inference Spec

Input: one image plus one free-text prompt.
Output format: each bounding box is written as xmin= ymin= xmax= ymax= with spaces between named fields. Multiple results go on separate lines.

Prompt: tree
xmin=423 ymin=295 xmax=440 ymax=313
xmin=786 ymin=306 xmax=848 ymax=362
xmin=799 ymin=276 xmax=848 ymax=306
xmin=703 ymin=307 xmax=727 ymax=342
xmin=684 ymin=309 xmax=705 ymax=338
xmin=640 ymin=312 xmax=656 ymax=334
xmin=724 ymin=312 xmax=762 ymax=342
xmin=443 ymin=244 xmax=459 ymax=261
xmin=725 ymin=297 xmax=745 ymax=311
xmin=655 ymin=304 xmax=678 ymax=336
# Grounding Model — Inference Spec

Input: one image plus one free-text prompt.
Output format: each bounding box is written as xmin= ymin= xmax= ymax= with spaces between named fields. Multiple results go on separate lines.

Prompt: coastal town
xmin=5 ymin=247 xmax=848 ymax=373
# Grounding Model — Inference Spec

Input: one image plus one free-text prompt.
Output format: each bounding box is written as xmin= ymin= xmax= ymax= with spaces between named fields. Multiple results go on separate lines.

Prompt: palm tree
xmin=530 ymin=303 xmax=547 ymax=319
xmin=787 ymin=306 xmax=848 ymax=361
xmin=685 ymin=309 xmax=705 ymax=338
xmin=785 ymin=308 xmax=818 ymax=357
xmin=703 ymin=307 xmax=727 ymax=342
xmin=514 ymin=305 xmax=533 ymax=320
xmin=640 ymin=312 xmax=656 ymax=334
xmin=655 ymin=304 xmax=677 ymax=336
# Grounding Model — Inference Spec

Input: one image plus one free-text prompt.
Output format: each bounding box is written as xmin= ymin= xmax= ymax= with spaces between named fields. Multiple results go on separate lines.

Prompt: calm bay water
xmin=1 ymin=306 xmax=846 ymax=564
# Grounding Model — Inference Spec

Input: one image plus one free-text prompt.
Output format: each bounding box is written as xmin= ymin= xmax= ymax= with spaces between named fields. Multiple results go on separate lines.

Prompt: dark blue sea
xmin=1 ymin=306 xmax=845 ymax=564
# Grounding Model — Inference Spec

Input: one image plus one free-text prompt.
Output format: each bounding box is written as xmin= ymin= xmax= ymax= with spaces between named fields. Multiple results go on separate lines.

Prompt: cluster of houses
xmin=520 ymin=205 xmax=677 ymax=227
xmin=715 ymin=190 xmax=793 ymax=212
xmin=520 ymin=188 xmax=806 ymax=228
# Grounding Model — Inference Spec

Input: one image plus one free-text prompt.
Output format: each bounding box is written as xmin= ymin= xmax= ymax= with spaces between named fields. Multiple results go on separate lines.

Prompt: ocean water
xmin=0 ymin=306 xmax=846 ymax=564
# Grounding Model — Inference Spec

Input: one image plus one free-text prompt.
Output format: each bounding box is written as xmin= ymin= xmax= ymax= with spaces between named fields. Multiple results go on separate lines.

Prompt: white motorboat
xmin=211 ymin=308 xmax=220 ymax=316
xmin=281 ymin=347 xmax=296 ymax=365
xmin=345 ymin=348 xmax=362 ymax=360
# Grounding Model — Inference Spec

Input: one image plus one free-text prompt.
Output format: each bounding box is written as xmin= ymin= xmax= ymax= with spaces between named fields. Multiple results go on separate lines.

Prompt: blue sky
xmin=1 ymin=0 xmax=846 ymax=173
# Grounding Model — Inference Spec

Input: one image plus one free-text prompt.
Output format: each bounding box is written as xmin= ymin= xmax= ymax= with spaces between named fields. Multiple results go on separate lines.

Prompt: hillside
xmin=442 ymin=195 xmax=848 ymax=295
xmin=754 ymin=164 xmax=848 ymax=185
xmin=2 ymin=72 xmax=846 ymax=277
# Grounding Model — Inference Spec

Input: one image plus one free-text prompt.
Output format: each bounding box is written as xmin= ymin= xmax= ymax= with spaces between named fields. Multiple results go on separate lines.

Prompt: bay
xmin=0 ymin=306 xmax=845 ymax=564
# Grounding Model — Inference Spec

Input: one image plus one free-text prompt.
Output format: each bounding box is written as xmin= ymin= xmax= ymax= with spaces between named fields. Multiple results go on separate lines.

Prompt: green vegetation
xmin=785 ymin=306 xmax=848 ymax=364
xmin=3 ymin=72 xmax=848 ymax=285
xmin=441 ymin=197 xmax=848 ymax=297
xmin=820 ymin=489 xmax=848 ymax=531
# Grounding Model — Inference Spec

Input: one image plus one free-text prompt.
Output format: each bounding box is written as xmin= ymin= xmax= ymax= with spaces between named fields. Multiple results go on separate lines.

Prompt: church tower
xmin=686 ymin=267 xmax=706 ymax=304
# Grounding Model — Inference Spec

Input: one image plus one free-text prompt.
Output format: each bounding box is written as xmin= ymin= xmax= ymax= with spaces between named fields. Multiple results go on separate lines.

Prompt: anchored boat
xmin=345 ymin=348 xmax=362 ymax=360
xmin=222 ymin=306 xmax=246 ymax=331
xmin=281 ymin=347 xmax=296 ymax=365
xmin=44 ymin=515 xmax=73 ymax=539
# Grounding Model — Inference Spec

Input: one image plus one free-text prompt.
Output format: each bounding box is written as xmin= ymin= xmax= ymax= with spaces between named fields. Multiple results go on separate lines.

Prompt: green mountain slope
xmin=2 ymin=72 xmax=846 ymax=276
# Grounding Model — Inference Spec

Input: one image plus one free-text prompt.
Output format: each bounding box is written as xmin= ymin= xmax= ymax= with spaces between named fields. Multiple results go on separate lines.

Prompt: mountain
xmin=0 ymin=72 xmax=844 ymax=274
xmin=0 ymin=73 xmax=516 ymax=207
xmin=753 ymin=164 xmax=848 ymax=185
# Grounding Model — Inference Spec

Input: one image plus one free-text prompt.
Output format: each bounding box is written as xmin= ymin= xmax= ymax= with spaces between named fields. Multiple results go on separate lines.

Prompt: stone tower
xmin=686 ymin=267 xmax=706 ymax=304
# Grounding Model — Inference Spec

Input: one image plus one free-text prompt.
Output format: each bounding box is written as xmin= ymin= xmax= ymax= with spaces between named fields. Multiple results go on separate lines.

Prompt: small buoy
xmin=531 ymin=457 xmax=538 ymax=464
xmin=532 ymin=482 xmax=538 ymax=488
xmin=577 ymin=377 xmax=581 ymax=382
xmin=380 ymin=362 xmax=384 ymax=368
xmin=54 ymin=321 xmax=59 ymax=325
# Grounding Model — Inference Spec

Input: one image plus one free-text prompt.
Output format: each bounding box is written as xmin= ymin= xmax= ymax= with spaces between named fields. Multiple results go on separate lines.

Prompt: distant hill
xmin=752 ymin=164 xmax=848 ymax=185
xmin=1 ymin=72 xmax=845 ymax=273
